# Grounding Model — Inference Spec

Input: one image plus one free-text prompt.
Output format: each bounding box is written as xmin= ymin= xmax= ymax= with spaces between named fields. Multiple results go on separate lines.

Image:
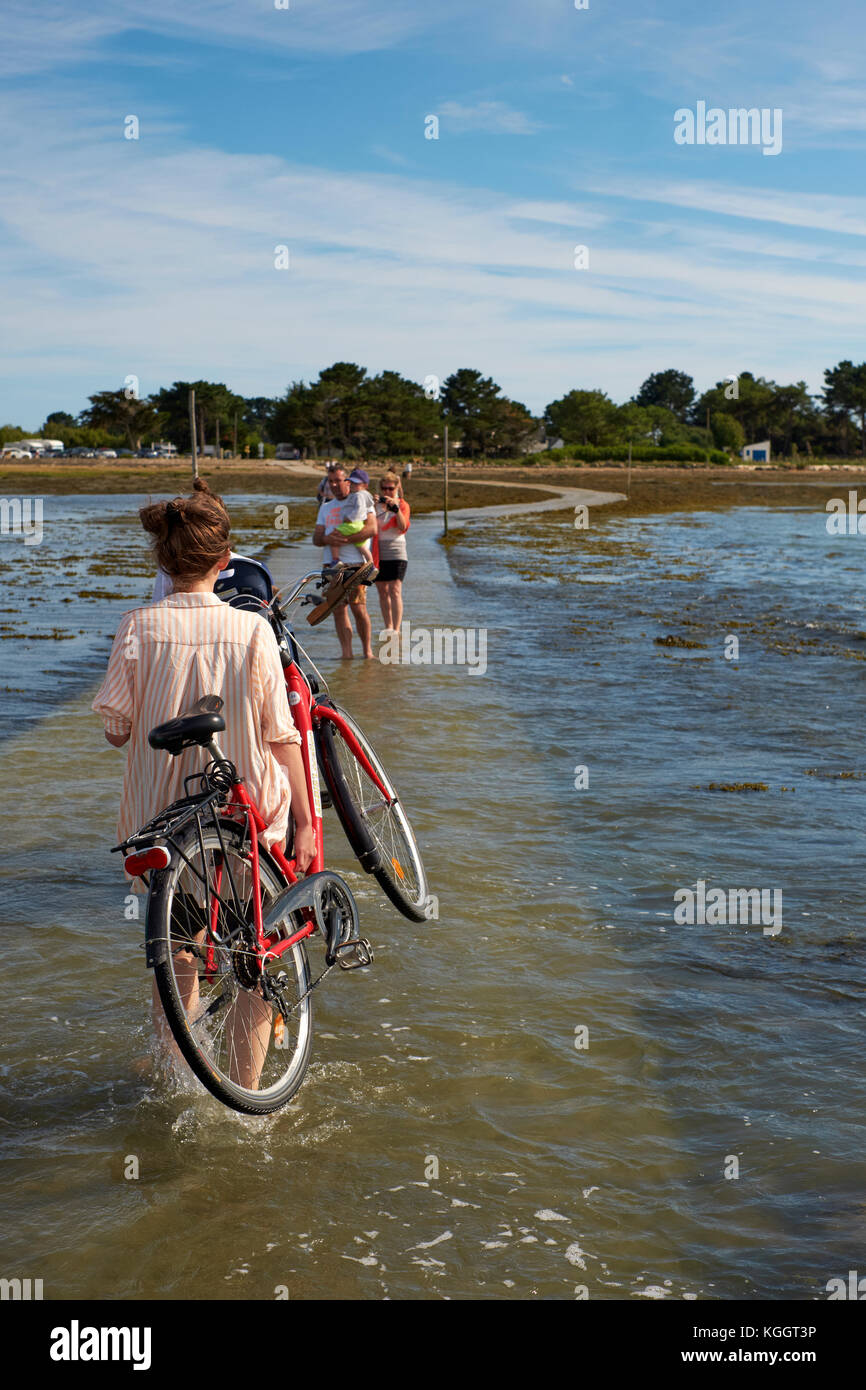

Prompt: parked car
xmin=97 ymin=449 xmax=117 ymax=458
xmin=0 ymin=447 xmax=33 ymax=459
xmin=116 ymin=448 xmax=135 ymax=457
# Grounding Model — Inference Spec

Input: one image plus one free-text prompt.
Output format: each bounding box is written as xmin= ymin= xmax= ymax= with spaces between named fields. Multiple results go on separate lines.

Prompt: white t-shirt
xmin=316 ymin=492 xmax=375 ymax=565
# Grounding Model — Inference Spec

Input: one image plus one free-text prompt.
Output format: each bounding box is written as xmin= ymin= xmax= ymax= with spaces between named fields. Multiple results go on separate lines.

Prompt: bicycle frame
xmin=122 ymin=567 xmax=396 ymax=975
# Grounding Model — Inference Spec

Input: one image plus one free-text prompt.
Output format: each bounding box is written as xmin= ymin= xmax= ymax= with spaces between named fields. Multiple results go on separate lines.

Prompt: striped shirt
xmin=91 ymin=592 xmax=300 ymax=850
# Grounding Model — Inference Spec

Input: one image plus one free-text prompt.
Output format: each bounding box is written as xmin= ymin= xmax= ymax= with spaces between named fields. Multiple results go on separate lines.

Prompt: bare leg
xmin=333 ymin=604 xmax=354 ymax=658
xmin=389 ymin=580 xmax=404 ymax=633
xmin=224 ymin=989 xmax=273 ymax=1091
xmin=377 ymin=582 xmax=393 ymax=631
xmin=352 ymin=602 xmax=374 ymax=658
xmin=151 ymin=940 xmax=272 ymax=1091
xmin=152 ymin=935 xmax=202 ymax=1067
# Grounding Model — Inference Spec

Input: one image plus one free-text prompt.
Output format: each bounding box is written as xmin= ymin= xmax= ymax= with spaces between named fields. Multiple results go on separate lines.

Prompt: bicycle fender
xmin=144 ymin=871 xmax=172 ymax=969
xmin=263 ymin=870 xmax=359 ymax=944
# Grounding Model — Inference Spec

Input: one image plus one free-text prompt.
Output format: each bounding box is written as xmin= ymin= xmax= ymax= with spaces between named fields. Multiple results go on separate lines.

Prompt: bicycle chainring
xmin=231 ymin=927 xmax=262 ymax=990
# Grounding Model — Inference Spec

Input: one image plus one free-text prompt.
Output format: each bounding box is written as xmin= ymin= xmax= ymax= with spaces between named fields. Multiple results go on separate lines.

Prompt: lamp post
xmin=189 ymin=388 xmax=198 ymax=481
xmin=443 ymin=425 xmax=449 ymax=536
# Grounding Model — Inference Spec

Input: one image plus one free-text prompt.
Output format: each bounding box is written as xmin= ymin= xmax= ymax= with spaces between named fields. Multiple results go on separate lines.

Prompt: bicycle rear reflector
xmin=391 ymin=857 xmax=405 ymax=881
xmin=124 ymin=846 xmax=171 ymax=875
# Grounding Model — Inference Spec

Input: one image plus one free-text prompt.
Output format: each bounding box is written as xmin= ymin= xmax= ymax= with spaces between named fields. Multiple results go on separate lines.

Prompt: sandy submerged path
xmin=272 ymin=458 xmax=625 ymax=520
xmin=442 ymin=477 xmax=626 ymax=521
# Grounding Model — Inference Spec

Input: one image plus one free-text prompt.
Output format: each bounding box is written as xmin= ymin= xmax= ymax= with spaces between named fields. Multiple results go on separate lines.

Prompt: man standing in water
xmin=312 ymin=466 xmax=377 ymax=659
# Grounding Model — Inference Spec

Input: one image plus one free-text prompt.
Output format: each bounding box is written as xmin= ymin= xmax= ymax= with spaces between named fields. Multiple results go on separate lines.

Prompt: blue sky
xmin=3 ymin=0 xmax=866 ymax=426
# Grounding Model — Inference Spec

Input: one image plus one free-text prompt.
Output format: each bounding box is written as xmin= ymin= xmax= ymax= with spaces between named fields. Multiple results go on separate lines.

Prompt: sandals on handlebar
xmin=306 ymin=562 xmax=378 ymax=625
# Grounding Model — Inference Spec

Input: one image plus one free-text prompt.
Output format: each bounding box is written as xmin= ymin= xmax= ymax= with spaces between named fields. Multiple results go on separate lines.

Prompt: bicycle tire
xmin=316 ymin=706 xmax=429 ymax=922
xmin=146 ymin=819 xmax=313 ymax=1114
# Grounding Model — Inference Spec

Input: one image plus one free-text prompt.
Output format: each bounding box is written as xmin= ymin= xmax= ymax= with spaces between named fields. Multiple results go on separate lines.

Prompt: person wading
xmin=373 ymin=470 xmax=410 ymax=635
xmin=312 ymin=466 xmax=378 ymax=659
xmin=92 ymin=486 xmax=315 ymax=1087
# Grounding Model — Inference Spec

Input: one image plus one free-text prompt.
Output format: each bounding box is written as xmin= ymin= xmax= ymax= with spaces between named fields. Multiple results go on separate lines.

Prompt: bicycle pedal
xmin=333 ymin=937 xmax=374 ymax=970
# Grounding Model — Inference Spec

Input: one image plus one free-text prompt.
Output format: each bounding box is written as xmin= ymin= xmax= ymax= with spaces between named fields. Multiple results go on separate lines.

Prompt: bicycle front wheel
xmin=317 ymin=706 xmax=429 ymax=922
xmin=146 ymin=819 xmax=313 ymax=1114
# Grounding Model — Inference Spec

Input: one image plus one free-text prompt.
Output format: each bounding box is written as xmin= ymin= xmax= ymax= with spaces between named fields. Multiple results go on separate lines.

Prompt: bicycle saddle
xmin=148 ymin=696 xmax=226 ymax=756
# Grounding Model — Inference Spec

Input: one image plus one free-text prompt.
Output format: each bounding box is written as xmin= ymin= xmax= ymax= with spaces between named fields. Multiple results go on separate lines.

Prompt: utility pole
xmin=443 ymin=423 xmax=449 ymax=536
xmin=189 ymin=388 xmax=198 ymax=480
xmin=215 ymin=416 xmax=220 ymax=459
xmin=233 ymin=411 xmax=238 ymax=458
xmin=627 ymin=437 xmax=632 ymax=499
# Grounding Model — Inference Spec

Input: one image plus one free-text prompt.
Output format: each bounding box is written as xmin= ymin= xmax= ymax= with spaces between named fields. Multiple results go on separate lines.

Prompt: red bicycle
xmin=113 ymin=564 xmax=430 ymax=1114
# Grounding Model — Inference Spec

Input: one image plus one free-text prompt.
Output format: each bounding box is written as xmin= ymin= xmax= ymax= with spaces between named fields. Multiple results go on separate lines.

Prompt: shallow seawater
xmin=0 ymin=494 xmax=863 ymax=1300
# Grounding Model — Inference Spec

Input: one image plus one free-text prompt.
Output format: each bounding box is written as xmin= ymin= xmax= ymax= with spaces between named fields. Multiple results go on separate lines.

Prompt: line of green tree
xmin=5 ymin=360 xmax=866 ymax=460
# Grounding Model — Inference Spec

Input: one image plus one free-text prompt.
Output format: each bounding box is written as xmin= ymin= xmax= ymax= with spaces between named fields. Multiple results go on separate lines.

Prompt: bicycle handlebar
xmin=273 ymin=570 xmax=323 ymax=609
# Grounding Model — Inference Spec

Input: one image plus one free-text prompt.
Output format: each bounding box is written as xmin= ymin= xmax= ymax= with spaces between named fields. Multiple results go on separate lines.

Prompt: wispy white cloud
xmin=585 ymin=177 xmax=866 ymax=239
xmin=5 ymin=0 xmax=866 ymax=155
xmin=1 ymin=85 xmax=864 ymax=424
xmin=437 ymin=101 xmax=544 ymax=136
xmin=0 ymin=0 xmax=438 ymax=75
xmin=370 ymin=145 xmax=414 ymax=168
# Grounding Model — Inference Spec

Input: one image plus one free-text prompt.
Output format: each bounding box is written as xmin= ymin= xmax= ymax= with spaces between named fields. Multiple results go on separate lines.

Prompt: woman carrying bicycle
xmin=92 ymin=487 xmax=316 ymax=1083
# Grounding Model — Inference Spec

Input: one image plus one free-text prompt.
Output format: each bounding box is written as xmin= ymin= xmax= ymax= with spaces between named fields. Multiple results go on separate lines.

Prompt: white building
xmin=741 ymin=439 xmax=771 ymax=462
xmin=18 ymin=438 xmax=64 ymax=453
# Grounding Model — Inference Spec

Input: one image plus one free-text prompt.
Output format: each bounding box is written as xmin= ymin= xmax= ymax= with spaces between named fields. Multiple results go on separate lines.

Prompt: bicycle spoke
xmin=159 ymin=825 xmax=310 ymax=1102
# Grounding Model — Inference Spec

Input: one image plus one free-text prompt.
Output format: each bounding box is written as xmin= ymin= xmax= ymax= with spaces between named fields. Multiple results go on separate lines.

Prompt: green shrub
xmin=553 ymin=443 xmax=713 ymax=463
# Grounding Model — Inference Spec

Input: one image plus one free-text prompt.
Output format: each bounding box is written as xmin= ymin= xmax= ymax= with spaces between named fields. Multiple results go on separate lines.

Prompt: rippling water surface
xmin=0 ymin=492 xmax=863 ymax=1300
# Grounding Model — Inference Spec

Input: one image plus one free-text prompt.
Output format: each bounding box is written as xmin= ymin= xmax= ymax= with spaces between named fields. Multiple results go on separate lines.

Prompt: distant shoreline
xmin=1 ymin=457 xmax=864 ymax=521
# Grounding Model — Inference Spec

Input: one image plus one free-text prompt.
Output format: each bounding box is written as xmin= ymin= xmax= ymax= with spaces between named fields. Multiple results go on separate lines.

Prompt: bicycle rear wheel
xmin=146 ymin=819 xmax=313 ymax=1114
xmin=316 ymin=706 xmax=429 ymax=922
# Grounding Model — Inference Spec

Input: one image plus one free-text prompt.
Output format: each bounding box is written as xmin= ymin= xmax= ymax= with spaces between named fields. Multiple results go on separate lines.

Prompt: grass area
xmin=4 ymin=456 xmax=865 ymax=519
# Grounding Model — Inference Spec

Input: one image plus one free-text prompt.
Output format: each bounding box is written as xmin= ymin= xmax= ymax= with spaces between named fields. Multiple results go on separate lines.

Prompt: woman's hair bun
xmin=139 ymin=486 xmax=231 ymax=583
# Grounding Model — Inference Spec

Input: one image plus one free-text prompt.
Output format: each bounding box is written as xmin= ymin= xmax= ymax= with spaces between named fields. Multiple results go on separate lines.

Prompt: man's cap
xmin=348 ymin=468 xmax=370 ymax=484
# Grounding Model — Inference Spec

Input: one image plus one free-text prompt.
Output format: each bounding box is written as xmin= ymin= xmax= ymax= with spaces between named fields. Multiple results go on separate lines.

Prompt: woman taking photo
xmin=373 ymin=469 xmax=410 ymax=634
xmin=92 ymin=483 xmax=315 ymax=1084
